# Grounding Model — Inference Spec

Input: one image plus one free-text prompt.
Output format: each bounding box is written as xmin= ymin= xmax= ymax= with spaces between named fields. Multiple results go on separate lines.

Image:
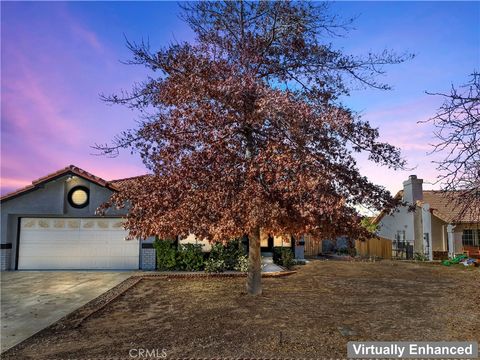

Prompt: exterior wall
xmin=140 ymin=247 xmax=156 ymax=270
xmin=179 ymin=233 xmax=212 ymax=251
xmin=444 ymin=223 xmax=480 ymax=256
xmin=377 ymin=175 xmax=427 ymax=256
xmin=0 ymin=247 xmax=11 ymax=271
xmin=139 ymin=236 xmax=156 ymax=270
xmin=376 ymin=206 xmax=415 ymax=243
xmin=454 ymin=231 xmax=463 ymax=254
xmin=0 ymin=174 xmax=132 ymax=271
xmin=260 ymin=230 xmax=291 ymax=248
xmin=451 ymin=223 xmax=479 ymax=254
xmin=378 ymin=206 xmax=449 ymax=258
xmin=431 ymin=215 xmax=447 ymax=251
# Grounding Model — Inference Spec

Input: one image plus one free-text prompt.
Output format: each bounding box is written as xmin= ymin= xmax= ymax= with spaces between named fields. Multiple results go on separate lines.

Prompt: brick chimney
xmin=403 ymin=175 xmax=423 ymax=204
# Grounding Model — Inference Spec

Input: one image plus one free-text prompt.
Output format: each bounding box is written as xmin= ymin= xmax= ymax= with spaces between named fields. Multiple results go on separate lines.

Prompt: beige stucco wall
xmin=431 ymin=215 xmax=447 ymax=251
xmin=179 ymin=233 xmax=212 ymax=251
xmin=260 ymin=230 xmax=291 ymax=247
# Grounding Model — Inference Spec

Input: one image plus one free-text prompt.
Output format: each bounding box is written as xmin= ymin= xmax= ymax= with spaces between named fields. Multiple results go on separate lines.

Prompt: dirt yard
xmin=3 ymin=260 xmax=479 ymax=359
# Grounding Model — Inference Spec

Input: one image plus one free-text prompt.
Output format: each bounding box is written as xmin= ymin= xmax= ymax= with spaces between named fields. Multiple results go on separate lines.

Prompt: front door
xmin=261 ymin=233 xmax=274 ymax=253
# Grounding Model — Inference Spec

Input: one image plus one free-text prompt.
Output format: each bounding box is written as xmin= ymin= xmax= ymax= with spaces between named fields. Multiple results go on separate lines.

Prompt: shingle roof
xmin=1 ymin=165 xmax=120 ymax=202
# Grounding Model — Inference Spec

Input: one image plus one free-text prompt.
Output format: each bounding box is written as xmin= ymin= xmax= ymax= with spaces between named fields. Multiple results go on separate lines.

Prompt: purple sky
xmin=1 ymin=1 xmax=479 ymax=198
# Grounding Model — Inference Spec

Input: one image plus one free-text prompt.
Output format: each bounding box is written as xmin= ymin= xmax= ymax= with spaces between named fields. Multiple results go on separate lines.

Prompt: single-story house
xmin=374 ymin=175 xmax=480 ymax=260
xmin=0 ymin=165 xmax=158 ymax=271
xmin=0 ymin=165 xmax=304 ymax=271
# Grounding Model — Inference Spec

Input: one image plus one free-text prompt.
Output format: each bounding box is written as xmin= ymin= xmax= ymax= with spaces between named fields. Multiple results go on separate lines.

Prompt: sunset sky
xmin=1 ymin=1 xmax=479 ymax=198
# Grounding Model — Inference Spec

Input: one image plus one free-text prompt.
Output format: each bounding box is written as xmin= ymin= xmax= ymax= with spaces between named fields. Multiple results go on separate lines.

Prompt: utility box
xmin=295 ymin=237 xmax=305 ymax=259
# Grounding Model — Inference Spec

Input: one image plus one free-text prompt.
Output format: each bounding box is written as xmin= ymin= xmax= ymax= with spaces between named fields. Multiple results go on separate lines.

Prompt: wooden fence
xmin=302 ymin=235 xmax=392 ymax=259
xmin=355 ymin=237 xmax=392 ymax=259
xmin=303 ymin=234 xmax=323 ymax=257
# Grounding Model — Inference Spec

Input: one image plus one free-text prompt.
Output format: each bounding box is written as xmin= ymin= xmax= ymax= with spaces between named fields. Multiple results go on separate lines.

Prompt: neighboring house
xmin=0 ymin=165 xmax=156 ymax=271
xmin=374 ymin=175 xmax=480 ymax=260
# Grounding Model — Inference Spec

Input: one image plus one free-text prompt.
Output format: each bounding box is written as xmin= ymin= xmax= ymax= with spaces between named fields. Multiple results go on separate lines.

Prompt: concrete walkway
xmin=261 ymin=256 xmax=285 ymax=272
xmin=0 ymin=271 xmax=132 ymax=352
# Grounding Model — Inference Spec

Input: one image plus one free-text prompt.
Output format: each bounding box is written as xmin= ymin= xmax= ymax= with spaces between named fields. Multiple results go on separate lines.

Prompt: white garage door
xmin=18 ymin=218 xmax=139 ymax=270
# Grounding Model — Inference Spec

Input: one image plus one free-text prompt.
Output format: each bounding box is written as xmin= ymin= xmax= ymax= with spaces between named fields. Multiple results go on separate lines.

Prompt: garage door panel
xmin=18 ymin=218 xmax=139 ymax=270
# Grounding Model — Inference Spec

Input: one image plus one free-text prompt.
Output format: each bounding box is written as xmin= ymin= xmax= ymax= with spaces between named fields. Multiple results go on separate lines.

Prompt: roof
xmin=1 ymin=165 xmax=120 ymax=202
xmin=419 ymin=190 xmax=479 ymax=224
xmin=374 ymin=190 xmax=479 ymax=225
xmin=110 ymin=174 xmax=150 ymax=188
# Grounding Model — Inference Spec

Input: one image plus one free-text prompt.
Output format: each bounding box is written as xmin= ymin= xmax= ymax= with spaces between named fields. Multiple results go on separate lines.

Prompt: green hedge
xmin=153 ymin=239 xmax=177 ymax=271
xmin=176 ymin=243 xmax=204 ymax=271
xmin=153 ymin=238 xmax=247 ymax=272
xmin=272 ymin=246 xmax=294 ymax=270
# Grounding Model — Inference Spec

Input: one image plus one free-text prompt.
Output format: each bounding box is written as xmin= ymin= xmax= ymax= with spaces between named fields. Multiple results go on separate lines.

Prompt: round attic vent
xmin=68 ymin=186 xmax=89 ymax=208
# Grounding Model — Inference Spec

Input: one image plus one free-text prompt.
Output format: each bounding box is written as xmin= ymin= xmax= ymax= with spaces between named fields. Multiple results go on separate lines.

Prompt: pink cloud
xmin=353 ymin=96 xmax=447 ymax=194
xmin=0 ymin=12 xmax=146 ymax=196
xmin=70 ymin=23 xmax=104 ymax=53
xmin=2 ymin=52 xmax=83 ymax=147
xmin=0 ymin=177 xmax=31 ymax=191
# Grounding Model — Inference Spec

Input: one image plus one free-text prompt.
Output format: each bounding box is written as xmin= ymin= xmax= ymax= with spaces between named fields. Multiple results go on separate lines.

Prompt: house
xmin=0 ymin=165 xmax=305 ymax=271
xmin=374 ymin=175 xmax=480 ymax=260
xmin=0 ymin=165 xmax=156 ymax=271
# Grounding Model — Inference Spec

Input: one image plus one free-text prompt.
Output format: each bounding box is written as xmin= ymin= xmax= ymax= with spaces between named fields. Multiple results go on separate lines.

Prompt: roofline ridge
xmin=1 ymin=165 xmax=119 ymax=202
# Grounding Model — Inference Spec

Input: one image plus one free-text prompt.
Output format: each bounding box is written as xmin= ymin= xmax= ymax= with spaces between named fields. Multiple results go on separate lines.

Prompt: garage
xmin=18 ymin=217 xmax=139 ymax=270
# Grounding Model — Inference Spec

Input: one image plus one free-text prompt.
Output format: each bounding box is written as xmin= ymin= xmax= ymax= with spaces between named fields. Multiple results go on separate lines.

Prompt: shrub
xmin=348 ymin=247 xmax=357 ymax=257
xmin=272 ymin=247 xmax=294 ymax=269
xmin=413 ymin=252 xmax=428 ymax=261
xmin=208 ymin=239 xmax=246 ymax=271
xmin=222 ymin=239 xmax=243 ymax=270
xmin=280 ymin=248 xmax=294 ymax=269
xmin=177 ymin=243 xmax=204 ymax=271
xmin=209 ymin=242 xmax=225 ymax=260
xmin=204 ymin=258 xmax=225 ymax=273
xmin=234 ymin=255 xmax=249 ymax=272
xmin=153 ymin=239 xmax=177 ymax=271
xmin=272 ymin=247 xmax=283 ymax=265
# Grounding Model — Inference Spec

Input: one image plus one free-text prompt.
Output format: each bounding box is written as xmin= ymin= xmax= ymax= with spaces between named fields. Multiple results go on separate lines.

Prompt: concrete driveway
xmin=0 ymin=271 xmax=132 ymax=352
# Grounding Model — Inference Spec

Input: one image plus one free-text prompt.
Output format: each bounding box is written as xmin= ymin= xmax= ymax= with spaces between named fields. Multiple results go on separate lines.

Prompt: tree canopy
xmin=97 ymin=1 xmax=411 ymax=294
xmin=424 ymin=72 xmax=480 ymax=221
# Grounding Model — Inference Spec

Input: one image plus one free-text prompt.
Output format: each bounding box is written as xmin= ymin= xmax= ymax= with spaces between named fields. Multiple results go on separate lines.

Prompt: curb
xmin=135 ymin=271 xmax=297 ymax=279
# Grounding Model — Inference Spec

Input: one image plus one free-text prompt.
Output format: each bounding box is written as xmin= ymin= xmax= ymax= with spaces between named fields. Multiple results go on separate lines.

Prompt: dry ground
xmin=3 ymin=260 xmax=479 ymax=359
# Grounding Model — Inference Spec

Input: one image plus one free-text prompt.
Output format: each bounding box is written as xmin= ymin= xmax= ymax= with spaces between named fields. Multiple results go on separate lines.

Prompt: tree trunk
xmin=246 ymin=226 xmax=262 ymax=295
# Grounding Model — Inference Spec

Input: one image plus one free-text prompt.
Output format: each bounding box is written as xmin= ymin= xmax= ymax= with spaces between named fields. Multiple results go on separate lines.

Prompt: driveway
xmin=0 ymin=271 xmax=132 ymax=352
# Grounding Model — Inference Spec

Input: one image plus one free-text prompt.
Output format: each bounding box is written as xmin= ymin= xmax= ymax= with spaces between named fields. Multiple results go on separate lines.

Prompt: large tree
xmin=424 ymin=72 xmax=480 ymax=221
xmin=98 ymin=1 xmax=410 ymax=295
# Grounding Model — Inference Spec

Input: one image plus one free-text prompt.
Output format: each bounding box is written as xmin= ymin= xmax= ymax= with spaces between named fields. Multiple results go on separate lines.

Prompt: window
xmin=68 ymin=186 xmax=89 ymax=208
xmin=462 ymin=229 xmax=475 ymax=246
